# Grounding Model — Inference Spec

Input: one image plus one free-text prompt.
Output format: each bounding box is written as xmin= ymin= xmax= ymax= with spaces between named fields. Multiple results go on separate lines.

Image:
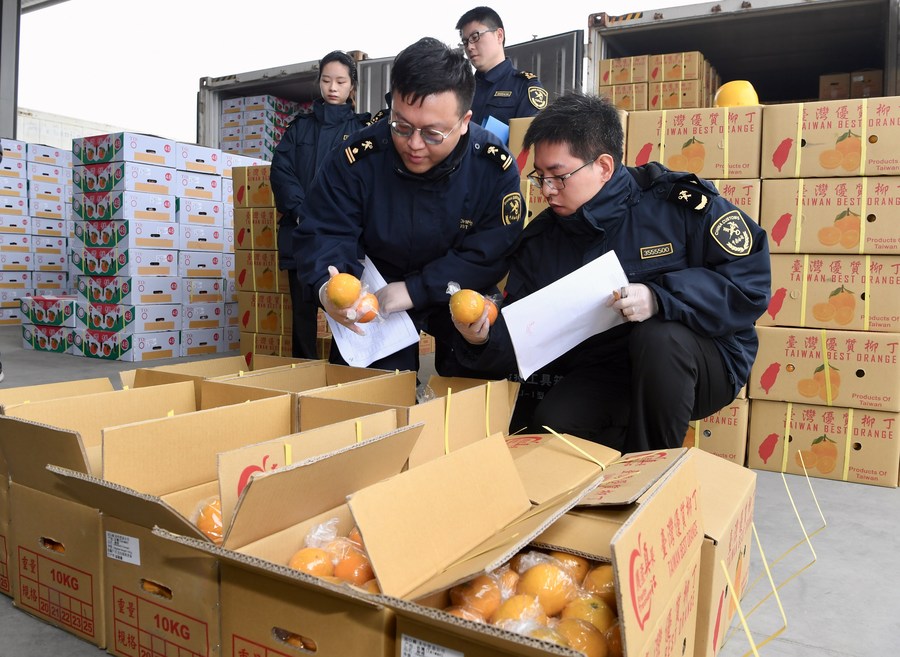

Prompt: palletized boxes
xmin=19 ymin=295 xmax=77 ymax=354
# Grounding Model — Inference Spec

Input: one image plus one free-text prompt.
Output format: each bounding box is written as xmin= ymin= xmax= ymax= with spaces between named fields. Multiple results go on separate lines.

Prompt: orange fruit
xmin=449 ymin=289 xmax=485 ymax=324
xmin=485 ymin=298 xmax=499 ymax=325
xmin=816 ymin=226 xmax=842 ymax=246
xmin=556 ymin=618 xmax=609 ymax=657
xmin=333 ymin=545 xmax=374 ymax=586
xmin=508 ymin=551 xmax=534 ymax=574
xmin=196 ymin=497 xmax=223 ymax=543
xmin=560 ymin=593 xmax=617 ymax=632
xmin=811 ymin=302 xmax=836 ymax=322
xmin=816 ymin=455 xmax=837 ymax=474
xmin=360 ymin=578 xmax=381 ymax=594
xmin=326 ymin=273 xmax=362 ymax=308
xmin=526 ymin=625 xmax=570 ymax=647
xmin=834 ymin=212 xmax=861 ymax=233
xmin=549 ymin=551 xmax=590 ymax=584
xmin=794 ymin=449 xmax=818 ymax=470
xmin=835 ymin=134 xmax=862 ymax=155
xmin=605 ymin=621 xmax=624 ymax=657
xmin=355 ymin=293 xmax=379 ymax=323
xmin=811 ymin=437 xmax=838 ymax=460
xmin=288 ymin=547 xmax=334 ymax=578
xmin=683 ymin=424 xmax=696 ymax=448
xmin=493 ymin=564 xmax=520 ymax=597
xmin=682 ymin=139 xmax=705 ymax=160
xmin=517 ymin=561 xmax=578 ymax=616
xmin=833 ymin=306 xmax=854 ymax=325
xmin=444 ymin=605 xmax=486 ymax=623
xmin=582 ymin=564 xmax=618 ymax=613
xmin=797 ymin=378 xmax=820 ymax=398
xmin=490 ymin=593 xmax=549 ymax=626
xmin=839 ymin=229 xmax=860 ymax=249
xmin=449 ymin=574 xmax=502 ymax=619
xmin=348 ymin=526 xmax=364 ymax=547
xmin=841 ymin=151 xmax=861 ymax=172
xmin=829 ymin=288 xmax=856 ymax=310
xmin=818 ymin=149 xmax=842 ymax=169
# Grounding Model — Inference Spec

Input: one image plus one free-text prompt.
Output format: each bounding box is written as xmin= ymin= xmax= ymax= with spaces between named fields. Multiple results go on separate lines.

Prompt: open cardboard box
xmin=0 ymin=381 xmax=291 ymax=649
xmin=300 ymin=372 xmax=519 ymax=468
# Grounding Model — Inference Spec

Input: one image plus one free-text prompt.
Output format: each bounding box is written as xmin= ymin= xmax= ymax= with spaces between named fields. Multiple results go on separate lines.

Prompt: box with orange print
xmin=759 ymin=254 xmax=900 ymax=332
xmin=598 ymin=83 xmax=648 ymax=112
xmin=237 ymin=290 xmax=292 ymax=335
xmin=748 ymin=399 xmax=900 ymax=487
xmin=760 ymin=177 xmax=900 ymax=254
xmin=233 ymin=165 xmax=274 ymax=208
xmin=761 ymin=97 xmax=900 ymax=179
xmin=648 ymin=51 xmax=707 ymax=82
xmin=683 ymin=397 xmax=749 ymax=466
xmin=626 ymin=106 xmax=762 ymax=180
xmin=76 ymin=274 xmax=181 ymax=306
xmin=240 ymin=331 xmax=294 ymax=360
xmin=233 ymin=206 xmax=279 ymax=250
xmin=709 ymin=178 xmax=760 ymax=221
xmin=72 ymin=132 xmax=176 ymax=167
xmin=598 ymin=54 xmax=649 ymax=85
xmin=748 ymin=325 xmax=900 ymax=412
xmin=235 ymin=249 xmax=290 ymax=293
xmin=648 ymin=79 xmax=704 ymax=111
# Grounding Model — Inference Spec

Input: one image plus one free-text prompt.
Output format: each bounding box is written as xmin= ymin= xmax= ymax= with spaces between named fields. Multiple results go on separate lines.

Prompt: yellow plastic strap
xmin=820 ymin=329 xmax=833 ymax=405
xmin=793 ymin=178 xmax=804 ymax=254
xmin=721 ymin=560 xmax=761 ymax=657
xmin=858 ymin=101 xmax=868 ymax=176
xmin=543 ymin=426 xmax=607 ymax=469
xmin=238 ymin=370 xmax=245 ymax=377
xmin=484 ymin=381 xmax=492 ymax=438
xmin=120 ymin=387 xmax=127 ymax=392
xmin=863 ymin=254 xmax=871 ymax=332
xmin=284 ymin=443 xmax=293 ymax=466
xmin=857 ymin=178 xmax=867 ymax=255
xmin=167 ymin=409 xmax=174 ymax=417
xmin=799 ymin=254 xmax=809 ymax=327
xmin=842 ymin=408 xmax=854 ymax=481
xmin=443 ymin=388 xmax=452 ymax=456
xmin=780 ymin=402 xmax=792 ymax=473
xmin=355 ymin=420 xmax=363 ymax=444
xmin=291 ymin=363 xmax=296 ymax=369
xmin=722 ymin=107 xmax=730 ymax=179
xmin=659 ymin=110 xmax=667 ymax=163
xmin=793 ymin=103 xmax=803 ymax=178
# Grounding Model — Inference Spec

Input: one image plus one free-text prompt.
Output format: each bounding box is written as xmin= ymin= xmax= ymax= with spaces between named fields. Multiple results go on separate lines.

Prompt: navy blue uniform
xmin=470 ymin=58 xmax=548 ymax=128
xmin=269 ymin=99 xmax=372 ymax=358
xmin=294 ymin=120 xmax=524 ymax=372
xmin=457 ymin=162 xmax=771 ymax=450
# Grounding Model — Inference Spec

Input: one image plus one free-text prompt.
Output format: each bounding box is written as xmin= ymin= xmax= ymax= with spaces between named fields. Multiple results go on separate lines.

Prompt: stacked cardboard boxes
xmin=747 ymin=97 xmax=900 ymax=487
xmin=598 ymin=51 xmax=720 ymax=112
xmin=219 ymin=94 xmax=302 ymax=161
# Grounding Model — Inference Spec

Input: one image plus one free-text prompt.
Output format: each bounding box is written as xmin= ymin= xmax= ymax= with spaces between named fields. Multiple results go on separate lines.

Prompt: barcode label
xmin=399 ymin=634 xmax=464 ymax=657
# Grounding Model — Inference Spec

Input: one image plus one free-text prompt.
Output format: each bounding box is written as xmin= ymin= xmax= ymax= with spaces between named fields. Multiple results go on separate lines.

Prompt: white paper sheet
xmin=501 ymin=251 xmax=629 ymax=379
xmin=325 ymin=257 xmax=420 ymax=367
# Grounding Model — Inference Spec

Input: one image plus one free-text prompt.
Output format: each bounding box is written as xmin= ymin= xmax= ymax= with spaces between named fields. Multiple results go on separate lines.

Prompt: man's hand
xmin=609 ymin=284 xmax=659 ymax=323
xmin=375 ymin=281 xmax=413 ymax=315
xmin=452 ymin=306 xmax=491 ymax=345
xmin=319 ymin=265 xmax=367 ymax=335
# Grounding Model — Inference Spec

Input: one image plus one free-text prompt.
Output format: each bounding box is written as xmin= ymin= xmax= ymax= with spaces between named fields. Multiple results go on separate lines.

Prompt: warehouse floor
xmin=0 ymin=324 xmax=898 ymax=657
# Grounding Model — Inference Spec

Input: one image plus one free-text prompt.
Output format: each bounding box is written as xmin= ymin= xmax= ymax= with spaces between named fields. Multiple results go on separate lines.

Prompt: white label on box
xmin=106 ymin=531 xmax=140 ymax=565
xmin=399 ymin=636 xmax=463 ymax=657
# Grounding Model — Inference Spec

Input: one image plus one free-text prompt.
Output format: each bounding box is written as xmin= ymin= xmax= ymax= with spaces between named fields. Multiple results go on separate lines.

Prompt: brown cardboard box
xmin=233 ymin=206 xmax=278 ymax=250
xmin=761 ymin=97 xmax=900 ymax=178
xmin=237 ymin=290 xmax=291 ymax=335
xmin=599 ymin=83 xmax=649 ymax=111
xmin=710 ymin=178 xmax=761 ymax=221
xmin=649 ymin=79 xmax=704 ymax=110
xmin=760 ymin=254 xmax=900 ymax=332
xmin=850 ymin=69 xmax=883 ymax=99
xmin=240 ymin=330 xmax=293 ymax=360
xmin=649 ymin=51 xmax=706 ymax=81
xmin=748 ymin=325 xmax=900 ymax=412
xmin=760 ymin=177 xmax=900 ymax=254
xmin=684 ymin=397 xmax=750 ymax=466
xmin=235 ymin=249 xmax=289 ymax=292
xmin=232 ymin=165 xmax=273 ymax=208
xmin=599 ymin=54 xmax=649 ymax=85
xmin=626 ymin=106 xmax=763 ymax=179
xmin=748 ymin=398 xmax=900 ymax=487
xmin=819 ymin=73 xmax=851 ymax=100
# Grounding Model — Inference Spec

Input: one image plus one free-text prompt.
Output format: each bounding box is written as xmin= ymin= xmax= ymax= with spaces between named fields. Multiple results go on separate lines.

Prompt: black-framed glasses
xmin=527 ymin=160 xmax=595 ymax=191
xmin=459 ymin=28 xmax=497 ymax=47
xmin=389 ymin=117 xmax=460 ymax=146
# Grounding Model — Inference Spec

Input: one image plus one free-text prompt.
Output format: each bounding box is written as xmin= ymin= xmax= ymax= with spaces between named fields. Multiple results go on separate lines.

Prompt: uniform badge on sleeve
xmin=528 ymin=87 xmax=549 ymax=110
xmin=502 ymin=192 xmax=523 ymax=225
xmin=344 ymin=137 xmax=379 ymax=165
xmin=710 ymin=210 xmax=753 ymax=256
xmin=483 ymin=144 xmax=513 ymax=170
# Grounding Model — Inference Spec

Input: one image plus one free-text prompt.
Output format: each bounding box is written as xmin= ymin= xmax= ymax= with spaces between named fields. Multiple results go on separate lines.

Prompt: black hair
xmin=390 ymin=38 xmax=475 ymax=116
xmin=455 ymin=6 xmax=505 ymax=45
xmin=523 ymin=92 xmax=624 ymax=166
xmin=318 ymin=50 xmax=358 ymax=89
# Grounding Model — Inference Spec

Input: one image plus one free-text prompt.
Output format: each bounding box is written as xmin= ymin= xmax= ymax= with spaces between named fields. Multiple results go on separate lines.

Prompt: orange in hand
xmin=450 ymin=289 xmax=485 ymax=324
xmin=326 ymin=273 xmax=362 ymax=309
xmin=485 ymin=298 xmax=499 ymax=325
xmin=355 ymin=293 xmax=379 ymax=323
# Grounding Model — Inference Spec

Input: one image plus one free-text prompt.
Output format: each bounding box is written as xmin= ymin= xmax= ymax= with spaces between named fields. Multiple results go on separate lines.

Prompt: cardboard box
xmin=71 ymin=328 xmax=181 ymax=361
xmin=182 ymin=302 xmax=225 ymax=329
xmin=75 ymin=275 xmax=181 ymax=305
xmin=850 ymin=69 xmax=883 ymax=99
xmin=599 ymin=83 xmax=648 ymax=111
xmin=0 ymin=215 xmax=30 ymax=234
xmin=0 ymin=271 xmax=31 ymax=290
xmin=761 ymin=254 xmax=900 ymax=331
xmin=72 ymin=132 xmax=176 ymax=167
xmin=180 ymin=328 xmax=223 ymax=357
xmin=650 ymin=50 xmax=706 ymax=81
xmin=710 ymin=178 xmax=761 ymax=221
xmin=220 ymin=152 xmax=266 ymax=179
xmin=33 ymin=271 xmax=68 ymax=293
xmin=33 ymin=252 xmax=66 ymax=272
xmin=178 ymin=224 xmax=224 ymax=252
xmin=761 ymin=97 xmax=900 ymax=178
xmin=28 ymin=179 xmax=65 ymax=201
xmin=749 ymin=325 xmax=900 ymax=411
xmin=627 ymin=106 xmax=763 ymax=179
xmin=32 ymin=218 xmax=66 ymax=236
xmin=0 ymin=138 xmax=26 ymax=161
xmin=26 ymin=143 xmax=71 ymax=167
xmin=175 ymin=197 xmax=224 ymax=226
xmin=72 ymin=191 xmax=176 ymax=222
xmin=174 ymin=171 xmax=222 ymax=201
xmin=73 ymin=219 xmax=178 ymax=249
xmin=178 ymin=250 xmax=226 ymax=278
xmin=0 ymin=196 xmax=28 ymax=217
xmin=182 ymin=277 xmax=224 ymax=304
xmin=748 ymin=398 xmax=900 ymax=487
xmin=0 ymin=250 xmax=31 ymax=271
xmin=72 ymin=162 xmax=175 ymax=195
xmin=649 ymin=79 xmax=704 ymax=110
xmin=29 ymin=198 xmax=65 ymax=219
xmin=237 ymin=290 xmax=291 ymax=335
xmin=26 ymin=161 xmax=65 ymax=184
xmin=232 ymin=165 xmax=274 ymax=208
xmin=19 ymin=294 xmax=76 ymax=327
xmin=0 ymin=233 xmax=30 ymax=253
xmin=74 ymin=301 xmax=179 ymax=333
xmin=599 ymin=54 xmax=649 ymax=85
xmin=240 ymin=330 xmax=293 ymax=360
xmin=70 ymin=246 xmax=178 ymax=277
xmin=819 ymin=73 xmax=851 ymax=100
xmin=760 ymin=177 xmax=900 ymax=254
xmin=234 ymin=249 xmax=289 ymax=292
xmin=31 ymin=235 xmax=67 ymax=256
xmin=684 ymin=398 xmax=750 ymax=466
xmin=176 ymin=142 xmax=223 ymax=175
xmin=0 ymin=176 xmax=27 ymax=197
xmin=233 ymin=206 xmax=278 ymax=250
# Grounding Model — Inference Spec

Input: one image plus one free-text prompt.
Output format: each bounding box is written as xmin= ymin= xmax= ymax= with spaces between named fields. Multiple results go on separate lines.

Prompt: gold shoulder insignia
xmin=366 ymin=109 xmax=387 ymax=126
xmin=710 ymin=210 xmax=753 ymax=256
xmin=528 ymin=87 xmax=549 ymax=110
xmin=502 ymin=192 xmax=524 ymax=225
xmin=517 ymin=70 xmax=538 ymax=80
xmin=344 ymin=137 xmax=379 ymax=165
xmin=666 ymin=183 xmax=710 ymax=212
xmin=482 ymin=143 xmax=513 ymax=171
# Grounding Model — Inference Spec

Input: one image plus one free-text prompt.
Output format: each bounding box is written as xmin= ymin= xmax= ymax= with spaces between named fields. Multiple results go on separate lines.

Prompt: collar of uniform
xmin=392 ymin=131 xmax=470 ymax=182
xmin=567 ymin=165 xmax=637 ymax=233
xmin=476 ymin=57 xmax=515 ymax=83
xmin=314 ymin=98 xmax=357 ymax=125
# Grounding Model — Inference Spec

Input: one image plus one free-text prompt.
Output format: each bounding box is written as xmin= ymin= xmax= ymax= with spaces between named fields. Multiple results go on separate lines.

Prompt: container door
xmin=357 ymin=56 xmax=394 ymax=116
xmin=506 ymin=30 xmax=584 ymax=100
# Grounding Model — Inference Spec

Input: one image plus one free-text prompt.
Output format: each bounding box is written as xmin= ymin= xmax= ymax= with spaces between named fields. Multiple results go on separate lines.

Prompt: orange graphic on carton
xmin=811 ymin=285 xmax=856 ymax=325
xmin=794 ymin=435 xmax=839 ymax=474
xmin=796 ymin=364 xmax=840 ymax=402
xmin=817 ymin=130 xmax=863 ymax=172
xmin=817 ymin=209 xmax=861 ymax=249
xmin=666 ymin=137 xmax=705 ymax=174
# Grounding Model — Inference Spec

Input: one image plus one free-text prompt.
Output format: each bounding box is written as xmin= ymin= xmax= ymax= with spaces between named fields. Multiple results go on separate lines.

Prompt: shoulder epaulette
xmin=344 ymin=136 xmax=380 ymax=165
xmin=481 ymin=143 xmax=514 ymax=171
xmin=365 ymin=109 xmax=387 ymax=126
xmin=516 ymin=70 xmax=539 ymax=80
xmin=665 ymin=178 xmax=711 ymax=213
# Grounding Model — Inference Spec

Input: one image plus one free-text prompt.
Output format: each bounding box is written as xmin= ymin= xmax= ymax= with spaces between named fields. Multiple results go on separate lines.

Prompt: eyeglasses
xmin=527 ymin=160 xmax=595 ymax=191
xmin=389 ymin=117 xmax=460 ymax=146
xmin=459 ymin=28 xmax=497 ymax=47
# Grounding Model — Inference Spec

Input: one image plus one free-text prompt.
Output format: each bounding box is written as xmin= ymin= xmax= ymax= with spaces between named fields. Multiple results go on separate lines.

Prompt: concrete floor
xmin=1 ymin=324 xmax=898 ymax=656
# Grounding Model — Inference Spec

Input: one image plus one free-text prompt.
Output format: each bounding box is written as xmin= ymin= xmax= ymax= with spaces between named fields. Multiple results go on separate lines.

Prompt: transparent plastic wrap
xmin=191 ymin=495 xmax=223 ymax=544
